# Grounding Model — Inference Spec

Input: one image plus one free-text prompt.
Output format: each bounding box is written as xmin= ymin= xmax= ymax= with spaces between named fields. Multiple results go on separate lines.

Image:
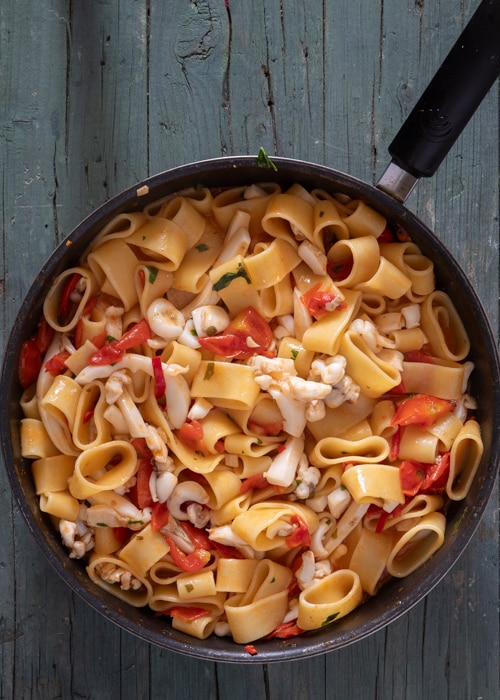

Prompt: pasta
xmin=18 ymin=180 xmax=483 ymax=647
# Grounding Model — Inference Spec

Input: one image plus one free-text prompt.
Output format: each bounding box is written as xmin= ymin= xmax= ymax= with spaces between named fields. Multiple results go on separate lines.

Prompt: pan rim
xmin=2 ymin=155 xmax=499 ymax=662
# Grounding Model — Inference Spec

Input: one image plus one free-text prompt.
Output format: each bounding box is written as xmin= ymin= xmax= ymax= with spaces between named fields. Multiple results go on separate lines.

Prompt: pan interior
xmin=2 ymin=156 xmax=499 ymax=662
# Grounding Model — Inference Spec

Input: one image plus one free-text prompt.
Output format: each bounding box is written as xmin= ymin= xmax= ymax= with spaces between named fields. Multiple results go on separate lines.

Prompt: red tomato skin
xmin=58 ymin=273 xmax=82 ymax=325
xmin=19 ymin=339 xmax=42 ymax=389
xmin=399 ymin=460 xmax=427 ymax=496
xmin=168 ymin=606 xmax=211 ymax=621
xmin=165 ymin=537 xmax=211 ymax=573
xmin=285 ymin=514 xmax=311 ymax=548
xmin=391 ymin=394 xmax=456 ymax=428
xmin=131 ymin=438 xmax=153 ymax=459
xmin=34 ymin=317 xmax=55 ymax=354
xmin=244 ymin=645 xmax=259 ymax=656
xmin=266 ymin=621 xmax=304 ymax=639
xmin=177 ymin=420 xmax=210 ymax=455
xmin=89 ymin=343 xmax=124 ymax=365
xmin=240 ymin=473 xmax=269 ymax=494
xmin=44 ymin=351 xmax=71 ymax=376
xmin=151 ymin=355 xmax=166 ymax=398
xmin=301 ymin=282 xmax=339 ymax=319
xmin=135 ymin=458 xmax=154 ymax=509
xmin=404 ymin=350 xmax=435 ymax=364
xmin=151 ymin=502 xmax=170 ymax=531
xmin=198 ymin=306 xmax=273 ymax=359
xmin=198 ymin=333 xmax=250 ymax=359
xmin=114 ymin=319 xmax=152 ymax=351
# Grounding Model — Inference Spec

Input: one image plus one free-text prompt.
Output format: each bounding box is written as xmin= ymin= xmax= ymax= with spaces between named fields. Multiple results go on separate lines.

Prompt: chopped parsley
xmin=291 ymin=348 xmax=299 ymax=360
xmin=204 ymin=362 xmax=215 ymax=380
xmin=213 ymin=262 xmax=251 ymax=291
xmin=196 ymin=243 xmax=209 ymax=252
xmin=453 ymin=506 xmax=468 ymax=533
xmin=146 ymin=265 xmax=159 ymax=284
xmin=321 ymin=612 xmax=339 ymax=626
xmin=185 ymin=583 xmax=194 ymax=593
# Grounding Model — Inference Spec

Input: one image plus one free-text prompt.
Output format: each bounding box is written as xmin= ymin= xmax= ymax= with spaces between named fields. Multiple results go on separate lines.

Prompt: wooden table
xmin=1 ymin=1 xmax=498 ymax=698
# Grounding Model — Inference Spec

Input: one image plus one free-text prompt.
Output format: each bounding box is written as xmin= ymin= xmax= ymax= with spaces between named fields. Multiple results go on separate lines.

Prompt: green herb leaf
xmin=291 ymin=349 xmax=299 ymax=360
xmin=453 ymin=506 xmax=468 ymax=533
xmin=204 ymin=362 xmax=215 ymax=380
xmin=321 ymin=612 xmax=339 ymax=626
xmin=146 ymin=265 xmax=159 ymax=284
xmin=213 ymin=262 xmax=251 ymax=291
xmin=196 ymin=243 xmax=209 ymax=252
xmin=257 ymin=147 xmax=278 ymax=171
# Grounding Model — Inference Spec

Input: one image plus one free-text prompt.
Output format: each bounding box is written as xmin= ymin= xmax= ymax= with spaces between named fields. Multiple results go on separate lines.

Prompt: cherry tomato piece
xmin=19 ymin=338 xmax=42 ymax=389
xmin=392 ymin=394 xmax=456 ymax=428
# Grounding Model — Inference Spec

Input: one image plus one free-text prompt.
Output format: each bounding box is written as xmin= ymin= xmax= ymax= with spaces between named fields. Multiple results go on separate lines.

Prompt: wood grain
xmin=1 ymin=1 xmax=498 ymax=698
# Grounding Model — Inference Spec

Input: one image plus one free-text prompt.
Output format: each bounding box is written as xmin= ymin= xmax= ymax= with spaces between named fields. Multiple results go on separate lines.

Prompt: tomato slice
xmin=167 ymin=606 xmax=211 ymax=621
xmin=198 ymin=306 xmax=273 ymax=359
xmin=114 ymin=319 xmax=152 ymax=351
xmin=300 ymin=282 xmax=341 ymax=319
xmin=244 ymin=644 xmax=259 ymax=656
xmin=177 ymin=420 xmax=209 ymax=456
xmin=135 ymin=458 xmax=154 ymax=509
xmin=266 ymin=621 xmax=304 ymax=639
xmin=18 ymin=338 xmax=42 ymax=389
xmin=89 ymin=343 xmax=124 ymax=365
xmin=399 ymin=460 xmax=427 ymax=496
xmin=404 ymin=350 xmax=435 ymax=364
xmin=151 ymin=355 xmax=166 ymax=399
xmin=198 ymin=333 xmax=250 ymax=358
xmin=285 ymin=514 xmax=311 ymax=548
xmin=151 ymin=501 xmax=170 ymax=532
xmin=178 ymin=521 xmax=243 ymax=559
xmin=131 ymin=437 xmax=153 ymax=460
xmin=45 ymin=350 xmax=71 ymax=376
xmin=377 ymin=225 xmax=395 ymax=243
xmin=247 ymin=419 xmax=283 ymax=436
xmin=89 ymin=320 xmax=152 ymax=365
xmin=34 ymin=317 xmax=55 ymax=354
xmin=180 ymin=521 xmax=211 ymax=550
xmin=390 ymin=426 xmax=401 ymax=461
xmin=165 ymin=537 xmax=211 ymax=573
xmin=58 ymin=273 xmax=82 ymax=326
xmin=421 ymin=452 xmax=450 ymax=492
xmin=391 ymin=394 xmax=456 ymax=428
xmin=240 ymin=473 xmax=269 ymax=494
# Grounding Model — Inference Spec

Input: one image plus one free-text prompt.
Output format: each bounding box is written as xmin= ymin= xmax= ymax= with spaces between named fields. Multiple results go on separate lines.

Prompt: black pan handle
xmin=378 ymin=0 xmax=500 ymax=201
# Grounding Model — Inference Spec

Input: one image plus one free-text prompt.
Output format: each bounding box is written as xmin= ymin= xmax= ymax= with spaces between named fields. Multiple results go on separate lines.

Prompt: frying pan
xmin=1 ymin=0 xmax=499 ymax=663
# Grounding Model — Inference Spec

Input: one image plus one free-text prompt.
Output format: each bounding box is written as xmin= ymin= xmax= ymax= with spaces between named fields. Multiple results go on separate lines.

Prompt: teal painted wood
xmin=0 ymin=0 xmax=498 ymax=698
